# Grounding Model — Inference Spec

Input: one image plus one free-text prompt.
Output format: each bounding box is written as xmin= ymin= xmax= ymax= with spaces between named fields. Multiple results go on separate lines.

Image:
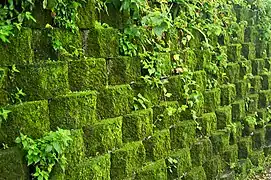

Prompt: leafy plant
xmin=15 ymin=128 xmax=72 ymax=180
xmin=133 ymin=93 xmax=150 ymax=110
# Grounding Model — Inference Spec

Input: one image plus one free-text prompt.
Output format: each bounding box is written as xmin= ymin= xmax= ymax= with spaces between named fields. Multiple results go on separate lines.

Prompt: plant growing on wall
xmin=15 ymin=128 xmax=72 ymax=180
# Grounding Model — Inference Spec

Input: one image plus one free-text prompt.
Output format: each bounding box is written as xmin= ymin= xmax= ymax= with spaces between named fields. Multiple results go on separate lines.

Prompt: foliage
xmin=133 ymin=93 xmax=150 ymax=110
xmin=15 ymin=128 xmax=72 ymax=180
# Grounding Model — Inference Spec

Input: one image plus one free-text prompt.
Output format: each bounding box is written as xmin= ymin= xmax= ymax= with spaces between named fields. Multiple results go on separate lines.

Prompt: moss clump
xmin=108 ymin=56 xmax=141 ymax=85
xmin=143 ymin=129 xmax=171 ymax=161
xmin=203 ymin=88 xmax=221 ymax=113
xmin=11 ymin=61 xmax=69 ymax=101
xmin=193 ymin=70 xmax=207 ymax=92
xmin=235 ymin=158 xmax=252 ymax=179
xmin=153 ymin=101 xmax=179 ymax=130
xmin=235 ymin=80 xmax=248 ymax=99
xmin=170 ymin=120 xmax=196 ymax=149
xmin=222 ymin=145 xmax=238 ymax=169
xmin=238 ymin=137 xmax=252 ymax=159
xmin=51 ymin=28 xmax=82 ymax=60
xmin=0 ymin=28 xmax=33 ymax=66
xmin=0 ymin=147 xmax=28 ymax=180
xmin=265 ymin=123 xmax=271 ymax=146
xmin=123 ymin=109 xmax=153 ymax=142
xmin=210 ymin=130 xmax=230 ymax=155
xmin=259 ymin=90 xmax=271 ymax=108
xmin=215 ymin=106 xmax=232 ymax=130
xmin=83 ymin=117 xmax=122 ymax=156
xmin=232 ymin=100 xmax=245 ymax=122
xmin=203 ymin=155 xmax=222 ymax=180
xmin=239 ymin=60 xmax=252 ymax=79
xmin=97 ymin=84 xmax=133 ymax=119
xmin=68 ymin=58 xmax=107 ymax=91
xmin=256 ymin=41 xmax=267 ymax=58
xmin=110 ymin=141 xmax=146 ymax=180
xmin=198 ymin=113 xmax=217 ymax=136
xmin=249 ymin=150 xmax=265 ymax=167
xmin=242 ymin=43 xmax=256 ymax=60
xmin=251 ymin=59 xmax=265 ymax=75
xmin=167 ymin=148 xmax=192 ymax=179
xmin=185 ymin=166 xmax=207 ymax=180
xmin=77 ymin=0 xmax=96 ymax=29
xmin=246 ymin=94 xmax=259 ymax=113
xmin=224 ymin=63 xmax=239 ymax=83
xmin=227 ymin=44 xmax=241 ymax=62
xmin=0 ymin=100 xmax=50 ymax=146
xmin=220 ymin=84 xmax=236 ymax=106
xmin=32 ymin=29 xmax=57 ymax=61
xmin=261 ymin=73 xmax=271 ymax=90
xmin=50 ymin=129 xmax=86 ymax=179
xmin=135 ymin=159 xmax=167 ymax=180
xmin=190 ymin=140 xmax=205 ymax=166
xmin=244 ymin=26 xmax=256 ymax=43
xmin=85 ymin=26 xmax=119 ymax=58
xmin=49 ymin=91 xmax=97 ymax=130
xmin=166 ymin=75 xmax=184 ymax=102
xmin=250 ymin=75 xmax=262 ymax=93
xmin=72 ymin=154 xmax=111 ymax=180
xmin=156 ymin=52 xmax=172 ymax=75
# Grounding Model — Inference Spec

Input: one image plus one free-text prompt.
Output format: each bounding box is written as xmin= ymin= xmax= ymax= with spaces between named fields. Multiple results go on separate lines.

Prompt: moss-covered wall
xmin=1 ymin=1 xmax=271 ymax=180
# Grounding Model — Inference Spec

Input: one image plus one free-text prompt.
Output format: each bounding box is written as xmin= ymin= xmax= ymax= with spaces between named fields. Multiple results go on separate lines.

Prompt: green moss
xmin=246 ymin=94 xmax=259 ymax=113
xmin=229 ymin=122 xmax=243 ymax=145
xmin=256 ymin=109 xmax=267 ymax=128
xmin=49 ymin=91 xmax=97 ymax=130
xmin=143 ymin=129 xmax=171 ymax=161
xmin=97 ymin=84 xmax=133 ymax=119
xmin=190 ymin=140 xmax=205 ymax=166
xmin=252 ymin=129 xmax=265 ymax=150
xmin=220 ymin=84 xmax=236 ymax=106
xmin=215 ymin=106 xmax=232 ymax=130
xmin=0 ymin=147 xmax=28 ymax=180
xmin=235 ymin=80 xmax=248 ymax=99
xmin=135 ymin=159 xmax=167 ymax=180
xmin=264 ymin=58 xmax=271 ymax=70
xmin=256 ymin=41 xmax=267 ymax=58
xmin=83 ymin=117 xmax=122 ymax=156
xmin=153 ymin=101 xmax=179 ymax=130
xmin=166 ymin=75 xmax=184 ymax=102
xmin=157 ymin=52 xmax=172 ymax=75
xmin=132 ymin=82 xmax=162 ymax=106
xmin=167 ymin=148 xmax=192 ymax=179
xmin=198 ymin=113 xmax=217 ymax=136
xmin=123 ymin=109 xmax=153 ymax=142
xmin=108 ymin=56 xmax=141 ymax=85
xmin=181 ymin=49 xmax=198 ymax=71
xmin=223 ymin=145 xmax=238 ymax=169
xmin=51 ymin=29 xmax=82 ymax=60
xmin=0 ymin=68 xmax=7 ymax=89
xmin=265 ymin=123 xmax=271 ymax=146
xmin=68 ymin=58 xmax=107 ymax=91
xmin=227 ymin=44 xmax=241 ymax=62
xmin=250 ymin=75 xmax=262 ymax=93
xmin=249 ymin=150 xmax=265 ymax=168
xmin=259 ymin=90 xmax=271 ymax=108
xmin=77 ymin=0 xmax=96 ymax=29
xmin=24 ymin=1 xmax=52 ymax=29
xmin=193 ymin=71 xmax=207 ymax=92
xmin=251 ymin=59 xmax=265 ymax=75
xmin=84 ymin=26 xmax=119 ymax=58
xmin=203 ymin=155 xmax=222 ymax=180
xmin=232 ymin=100 xmax=245 ymax=122
xmin=51 ymin=129 xmax=86 ymax=179
xmin=170 ymin=120 xmax=196 ymax=149
xmin=32 ymin=29 xmax=57 ymax=61
xmin=244 ymin=26 xmax=256 ymax=43
xmin=72 ymin=154 xmax=111 ymax=180
xmin=203 ymin=88 xmax=221 ymax=113
xmin=0 ymin=28 xmax=33 ymax=66
xmin=242 ymin=43 xmax=255 ymax=60
xmin=0 ymin=100 xmax=50 ymax=146
xmin=235 ymin=158 xmax=252 ymax=179
xmin=210 ymin=130 xmax=230 ymax=155
xmin=0 ymin=89 xmax=8 ymax=106
xmin=10 ymin=61 xmax=69 ymax=101
xmin=238 ymin=137 xmax=252 ymax=159
xmin=225 ymin=63 xmax=239 ymax=83
xmin=239 ymin=60 xmax=252 ymax=79
xmin=110 ymin=141 xmax=146 ymax=180
xmin=185 ymin=166 xmax=207 ymax=180
xmin=261 ymin=73 xmax=271 ymax=90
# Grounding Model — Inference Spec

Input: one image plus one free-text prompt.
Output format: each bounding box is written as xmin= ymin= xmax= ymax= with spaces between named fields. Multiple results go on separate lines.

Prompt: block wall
xmin=0 ymin=1 xmax=271 ymax=180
